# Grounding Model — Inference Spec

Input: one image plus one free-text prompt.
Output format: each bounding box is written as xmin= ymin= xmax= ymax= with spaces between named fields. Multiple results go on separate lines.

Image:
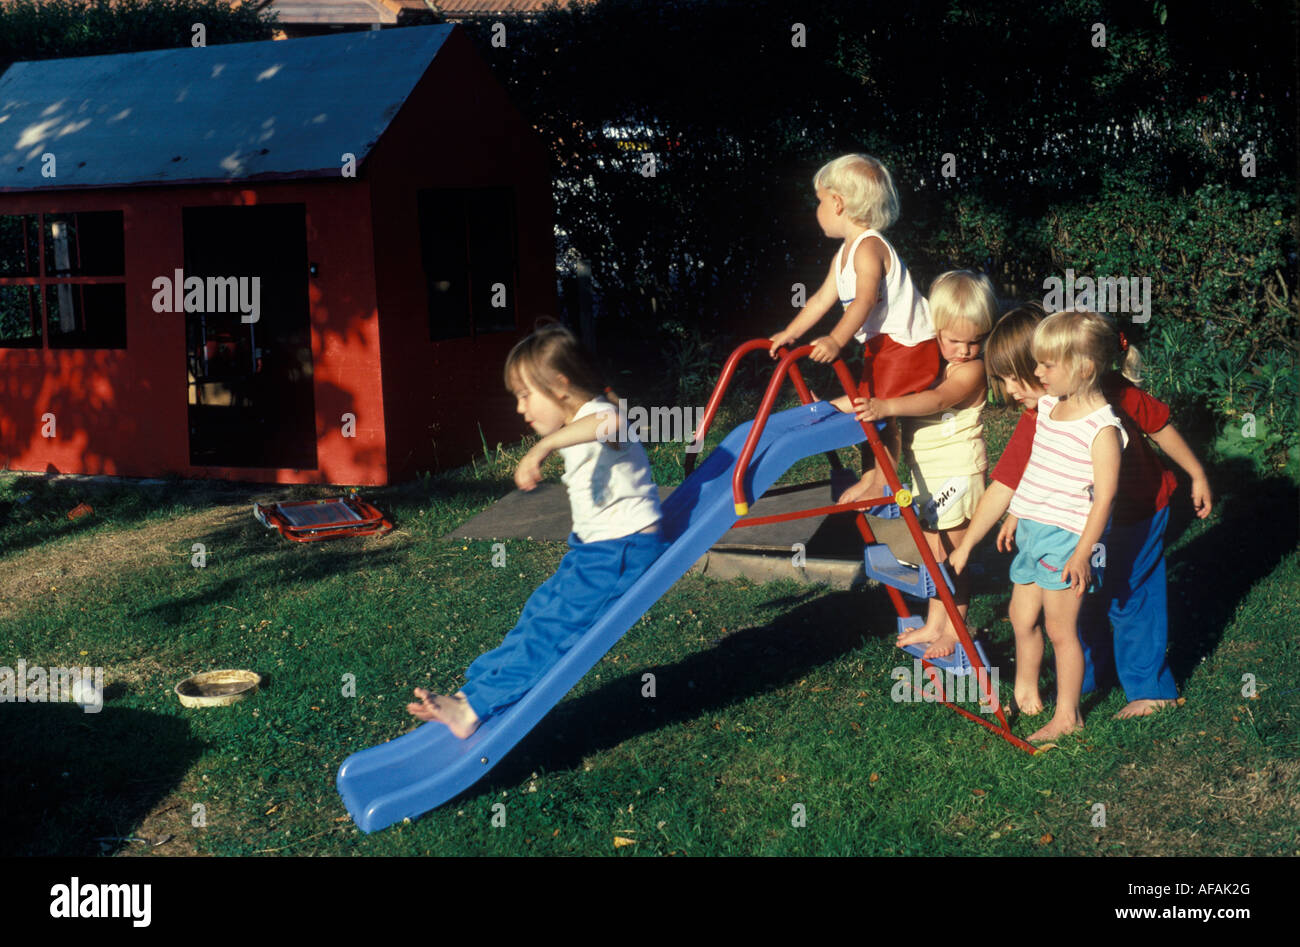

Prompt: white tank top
xmin=835 ymin=229 xmax=934 ymax=346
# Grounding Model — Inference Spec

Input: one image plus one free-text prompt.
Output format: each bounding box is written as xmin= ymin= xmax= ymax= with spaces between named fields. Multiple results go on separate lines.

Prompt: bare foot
xmin=897 ymin=623 xmax=939 ymax=650
xmin=1013 ymin=683 xmax=1043 ymax=716
xmin=838 ymin=471 xmax=885 ymax=505
xmin=406 ymin=687 xmax=482 ymax=739
xmin=922 ymin=627 xmax=959 ymax=660
xmin=1115 ymin=698 xmax=1177 ymax=719
xmin=1028 ymin=711 xmax=1084 ymax=743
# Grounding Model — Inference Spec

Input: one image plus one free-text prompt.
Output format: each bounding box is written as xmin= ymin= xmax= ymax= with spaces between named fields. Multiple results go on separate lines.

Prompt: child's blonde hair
xmin=1032 ymin=310 xmax=1118 ymax=398
xmin=504 ymin=321 xmax=614 ymax=409
xmin=930 ymin=270 xmax=997 ymax=335
xmin=813 ymin=154 xmax=900 ymax=231
xmin=1095 ymin=311 xmax=1145 ymax=385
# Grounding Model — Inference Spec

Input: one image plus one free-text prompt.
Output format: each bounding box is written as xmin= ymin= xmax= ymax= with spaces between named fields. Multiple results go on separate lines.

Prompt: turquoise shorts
xmin=1009 ymin=518 xmax=1101 ymax=592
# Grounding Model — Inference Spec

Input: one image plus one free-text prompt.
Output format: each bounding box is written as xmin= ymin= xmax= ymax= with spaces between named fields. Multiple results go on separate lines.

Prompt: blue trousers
xmin=1078 ymin=506 xmax=1178 ymax=700
xmin=460 ymin=530 xmax=668 ymax=719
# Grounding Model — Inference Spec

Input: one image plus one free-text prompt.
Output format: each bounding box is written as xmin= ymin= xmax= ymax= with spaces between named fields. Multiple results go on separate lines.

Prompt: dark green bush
xmin=466 ymin=0 xmax=1296 ymax=471
xmin=1046 ymin=178 xmax=1296 ymax=471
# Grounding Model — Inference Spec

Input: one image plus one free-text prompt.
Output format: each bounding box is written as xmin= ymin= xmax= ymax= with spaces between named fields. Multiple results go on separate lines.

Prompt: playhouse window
xmin=0 ymin=211 xmax=126 ymax=349
xmin=417 ymin=188 xmax=518 ymax=341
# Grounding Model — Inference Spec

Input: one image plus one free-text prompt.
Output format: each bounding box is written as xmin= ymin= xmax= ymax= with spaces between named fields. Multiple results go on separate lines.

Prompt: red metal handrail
xmin=730 ymin=345 xmax=857 ymax=515
xmin=684 ymin=339 xmax=815 ymax=476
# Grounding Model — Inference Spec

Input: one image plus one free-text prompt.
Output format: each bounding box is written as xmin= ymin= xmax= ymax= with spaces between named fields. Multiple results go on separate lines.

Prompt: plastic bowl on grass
xmin=175 ymin=669 xmax=261 ymax=708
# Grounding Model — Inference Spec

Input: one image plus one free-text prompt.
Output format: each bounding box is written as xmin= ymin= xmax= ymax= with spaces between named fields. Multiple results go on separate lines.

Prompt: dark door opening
xmin=183 ymin=204 xmax=317 ymax=469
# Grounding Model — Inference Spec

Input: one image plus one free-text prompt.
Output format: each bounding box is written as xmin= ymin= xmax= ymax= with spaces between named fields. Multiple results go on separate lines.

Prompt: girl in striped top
xmin=951 ymin=310 xmax=1125 ymax=742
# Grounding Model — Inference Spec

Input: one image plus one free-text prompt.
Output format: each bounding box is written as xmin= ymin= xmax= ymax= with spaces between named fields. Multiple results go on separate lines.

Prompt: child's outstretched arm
xmin=1061 ymin=426 xmax=1122 ymax=597
xmin=853 ymin=359 xmax=985 ymax=422
xmin=1150 ymin=423 xmax=1213 ymax=518
xmin=514 ymin=410 xmax=617 ymax=491
xmin=948 ymin=479 xmax=1014 ymax=576
xmin=770 ymin=260 xmax=839 ymax=357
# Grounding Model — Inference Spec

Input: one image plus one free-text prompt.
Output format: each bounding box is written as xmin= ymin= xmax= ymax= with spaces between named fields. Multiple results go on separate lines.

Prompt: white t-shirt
xmin=559 ymin=398 xmax=662 ymax=543
xmin=835 ymin=229 xmax=934 ymax=346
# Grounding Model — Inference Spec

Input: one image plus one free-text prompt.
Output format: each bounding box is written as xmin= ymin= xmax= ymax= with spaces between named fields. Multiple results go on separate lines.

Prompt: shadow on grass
xmin=0 ymin=474 xmax=266 ymax=562
xmin=18 ymin=474 xmax=514 ymax=630
xmin=880 ymin=457 xmax=1299 ymax=700
xmin=415 ymin=475 xmax=518 ymax=511
xmin=135 ymin=515 xmax=418 ymax=628
xmin=0 ymin=471 xmax=514 ymax=566
xmin=1163 ymin=460 xmax=1299 ymax=681
xmin=0 ymin=702 xmax=203 ymax=856
xmin=430 ymin=460 xmax=1297 ymax=808
xmin=453 ymin=583 xmax=968 ymax=803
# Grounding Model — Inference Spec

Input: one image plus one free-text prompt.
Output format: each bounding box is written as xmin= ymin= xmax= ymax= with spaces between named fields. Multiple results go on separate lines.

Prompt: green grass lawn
xmin=1 ymin=394 xmax=1296 ymax=856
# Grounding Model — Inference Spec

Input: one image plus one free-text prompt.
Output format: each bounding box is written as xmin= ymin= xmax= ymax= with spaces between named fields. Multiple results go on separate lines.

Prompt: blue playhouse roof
xmin=0 ymin=24 xmax=455 ymax=191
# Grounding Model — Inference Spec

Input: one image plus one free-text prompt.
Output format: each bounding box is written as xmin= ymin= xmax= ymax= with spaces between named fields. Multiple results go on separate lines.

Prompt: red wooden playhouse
xmin=0 ymin=24 xmax=554 ymax=484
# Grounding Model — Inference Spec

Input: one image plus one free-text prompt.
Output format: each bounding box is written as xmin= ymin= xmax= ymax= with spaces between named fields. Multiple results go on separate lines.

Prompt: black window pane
xmin=0 ymin=214 xmax=40 ymax=277
xmin=46 ymin=282 xmax=126 ymax=349
xmin=0 ymin=285 xmax=42 ymax=347
xmin=469 ymin=188 xmax=517 ymax=335
xmin=418 ymin=190 xmax=472 ymax=341
xmin=44 ymin=211 xmax=124 ymax=277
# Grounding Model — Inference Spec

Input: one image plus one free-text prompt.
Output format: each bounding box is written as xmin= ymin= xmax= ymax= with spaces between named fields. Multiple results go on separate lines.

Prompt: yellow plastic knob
xmin=894 ymin=489 xmax=913 ymax=508
xmin=735 ymin=501 xmax=749 ymax=516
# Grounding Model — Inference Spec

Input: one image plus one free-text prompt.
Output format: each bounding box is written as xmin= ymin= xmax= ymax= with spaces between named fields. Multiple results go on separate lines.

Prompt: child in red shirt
xmin=950 ymin=304 xmax=1212 ymax=719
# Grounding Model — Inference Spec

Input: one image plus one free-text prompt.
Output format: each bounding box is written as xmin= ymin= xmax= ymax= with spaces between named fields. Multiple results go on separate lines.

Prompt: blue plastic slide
xmin=337 ymin=401 xmax=868 ymax=832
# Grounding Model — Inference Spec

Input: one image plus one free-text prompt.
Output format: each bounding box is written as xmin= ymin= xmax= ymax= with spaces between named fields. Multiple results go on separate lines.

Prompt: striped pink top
xmin=1008 ymin=395 xmax=1128 ymax=536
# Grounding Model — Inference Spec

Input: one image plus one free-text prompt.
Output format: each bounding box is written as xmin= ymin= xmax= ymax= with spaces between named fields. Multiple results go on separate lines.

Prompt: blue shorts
xmin=1009 ymin=519 xmax=1101 ymax=592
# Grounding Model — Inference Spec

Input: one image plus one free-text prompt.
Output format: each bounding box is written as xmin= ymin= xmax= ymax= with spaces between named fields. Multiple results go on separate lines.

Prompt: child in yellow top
xmin=853 ymin=271 xmax=997 ymax=659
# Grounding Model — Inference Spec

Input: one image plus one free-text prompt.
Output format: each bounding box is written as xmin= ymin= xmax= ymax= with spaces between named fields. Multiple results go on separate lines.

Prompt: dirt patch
xmin=1063 ymin=745 xmax=1298 ymax=856
xmin=0 ymin=503 xmax=249 ymax=612
xmin=105 ymin=654 xmax=184 ymax=695
xmin=112 ymin=789 xmax=205 ymax=857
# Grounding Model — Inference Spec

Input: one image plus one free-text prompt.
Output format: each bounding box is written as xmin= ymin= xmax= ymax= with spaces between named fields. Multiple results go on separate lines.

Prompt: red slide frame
xmin=686 ymin=339 xmax=1035 ymax=754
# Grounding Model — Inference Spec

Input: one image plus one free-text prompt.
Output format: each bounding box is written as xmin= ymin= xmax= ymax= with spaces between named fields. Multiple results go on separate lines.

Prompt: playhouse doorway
xmin=183 ymin=204 xmax=317 ymax=470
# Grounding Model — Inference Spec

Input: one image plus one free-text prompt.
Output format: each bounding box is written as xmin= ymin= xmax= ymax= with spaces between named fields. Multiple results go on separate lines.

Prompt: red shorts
xmin=861 ymin=334 xmax=940 ymax=399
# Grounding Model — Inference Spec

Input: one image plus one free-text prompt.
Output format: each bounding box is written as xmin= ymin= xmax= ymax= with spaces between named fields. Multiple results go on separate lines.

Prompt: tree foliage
xmin=468 ymin=0 xmax=1296 ymax=468
xmin=0 ymin=0 xmax=274 ymax=76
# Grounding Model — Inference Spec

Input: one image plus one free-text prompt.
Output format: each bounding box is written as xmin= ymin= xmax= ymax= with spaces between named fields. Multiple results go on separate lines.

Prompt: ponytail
xmin=1116 ymin=330 xmax=1144 ymax=386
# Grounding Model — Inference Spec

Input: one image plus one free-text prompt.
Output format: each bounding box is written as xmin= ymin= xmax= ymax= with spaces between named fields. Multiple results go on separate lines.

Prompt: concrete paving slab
xmin=446 ymin=478 xmax=935 ymax=588
xmin=445 ymin=482 xmax=594 ymax=543
xmin=691 ymin=550 xmax=864 ymax=589
xmin=448 ymin=481 xmax=859 ymax=550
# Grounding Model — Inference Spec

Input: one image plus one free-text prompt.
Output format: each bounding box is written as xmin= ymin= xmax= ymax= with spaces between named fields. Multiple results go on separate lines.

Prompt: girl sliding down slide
xmin=408 ymin=324 xmax=667 ymax=738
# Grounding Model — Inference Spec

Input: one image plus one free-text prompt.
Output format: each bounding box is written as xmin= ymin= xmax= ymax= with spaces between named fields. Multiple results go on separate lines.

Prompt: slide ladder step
xmin=895 ymin=616 xmax=990 ymax=676
xmin=863 ymin=544 xmax=955 ymax=598
xmin=829 ymin=471 xmax=900 ymax=518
